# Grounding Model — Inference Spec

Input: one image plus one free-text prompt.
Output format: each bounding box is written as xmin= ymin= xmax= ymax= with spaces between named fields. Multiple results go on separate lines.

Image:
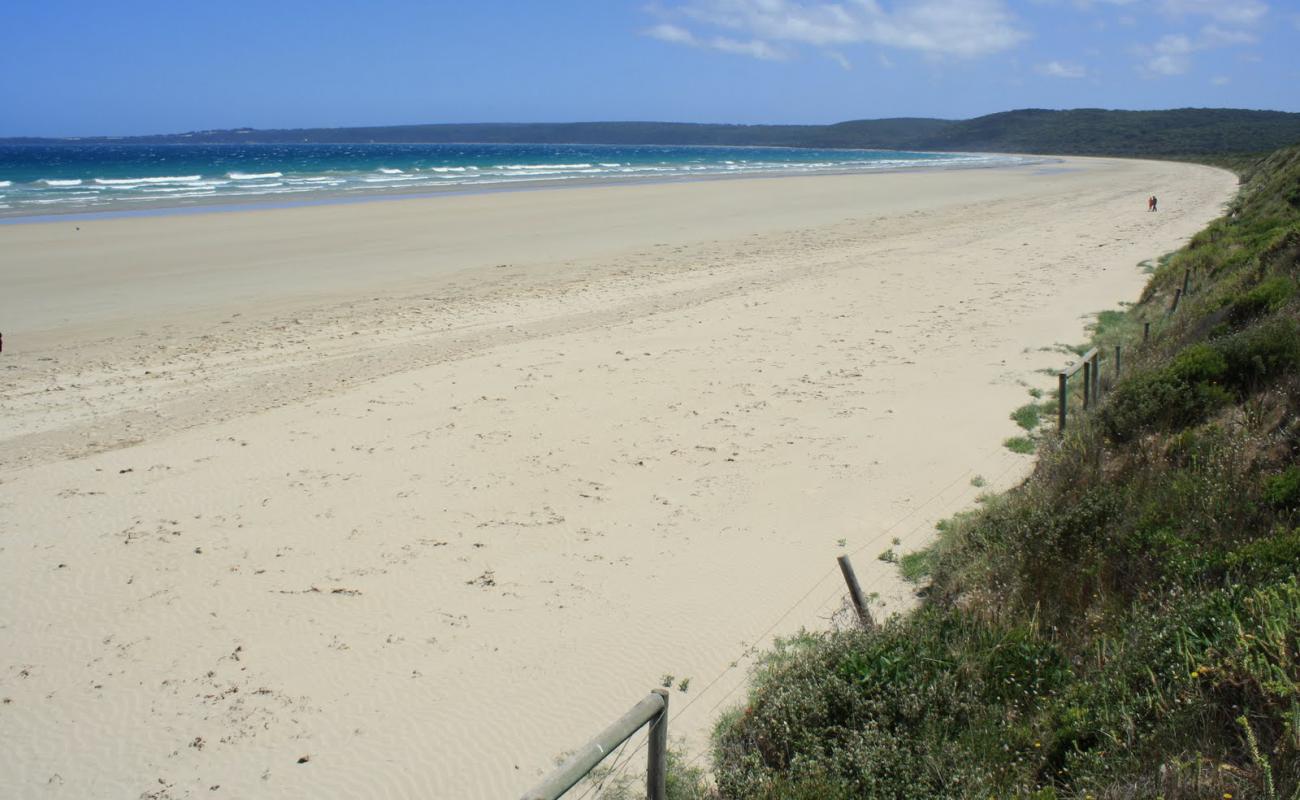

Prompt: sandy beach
xmin=0 ymin=159 xmax=1235 ymax=798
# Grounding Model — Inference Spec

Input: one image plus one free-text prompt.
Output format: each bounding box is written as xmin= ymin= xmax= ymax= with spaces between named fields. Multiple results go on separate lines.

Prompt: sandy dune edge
xmin=0 ymin=159 xmax=1234 ymax=798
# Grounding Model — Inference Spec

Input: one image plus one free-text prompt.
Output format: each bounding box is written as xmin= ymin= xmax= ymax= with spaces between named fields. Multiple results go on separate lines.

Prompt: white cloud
xmin=1036 ymin=60 xmax=1088 ymax=78
xmin=646 ymin=23 xmax=699 ymax=45
xmin=644 ymin=21 xmax=788 ymax=59
xmin=709 ymin=36 xmax=788 ymax=59
xmin=1199 ymin=24 xmax=1257 ymax=46
xmin=826 ymin=50 xmax=853 ymax=70
xmin=647 ymin=0 xmax=1029 ymax=62
xmin=1136 ymin=18 xmax=1259 ymax=78
xmin=1159 ymin=0 xmax=1268 ymax=26
xmin=1141 ymin=32 xmax=1193 ymax=75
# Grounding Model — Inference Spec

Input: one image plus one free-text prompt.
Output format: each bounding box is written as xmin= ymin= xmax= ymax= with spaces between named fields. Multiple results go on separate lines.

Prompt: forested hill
xmin=918 ymin=108 xmax=1300 ymax=156
xmin=9 ymin=108 xmax=1300 ymax=157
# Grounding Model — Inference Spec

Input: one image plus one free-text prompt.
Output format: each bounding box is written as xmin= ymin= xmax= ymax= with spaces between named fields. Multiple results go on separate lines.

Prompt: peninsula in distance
xmin=8 ymin=107 xmax=1300 ymax=157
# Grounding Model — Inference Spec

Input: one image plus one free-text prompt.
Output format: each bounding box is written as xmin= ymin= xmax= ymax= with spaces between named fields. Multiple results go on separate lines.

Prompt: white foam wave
xmin=228 ymin=171 xmax=283 ymax=180
xmin=426 ymin=166 xmax=466 ymax=173
xmin=94 ymin=175 xmax=201 ymax=185
xmin=41 ymin=179 xmax=83 ymax=187
xmin=499 ymin=163 xmax=593 ymax=170
xmin=142 ymin=186 xmax=218 ymax=193
xmin=378 ymin=168 xmax=405 ymax=174
xmin=0 ymin=181 xmax=10 ymax=188
xmin=598 ymin=163 xmax=621 ymax=167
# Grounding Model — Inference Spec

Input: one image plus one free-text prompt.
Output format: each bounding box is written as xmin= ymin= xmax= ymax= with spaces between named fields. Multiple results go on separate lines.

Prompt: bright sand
xmin=0 ymin=159 xmax=1236 ymax=798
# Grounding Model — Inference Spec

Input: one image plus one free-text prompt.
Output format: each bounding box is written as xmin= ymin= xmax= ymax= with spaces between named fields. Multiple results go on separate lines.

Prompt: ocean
xmin=0 ymin=142 xmax=1036 ymax=220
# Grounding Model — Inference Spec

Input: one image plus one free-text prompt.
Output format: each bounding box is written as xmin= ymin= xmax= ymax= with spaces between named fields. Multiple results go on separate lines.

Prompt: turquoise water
xmin=0 ymin=142 xmax=1035 ymax=219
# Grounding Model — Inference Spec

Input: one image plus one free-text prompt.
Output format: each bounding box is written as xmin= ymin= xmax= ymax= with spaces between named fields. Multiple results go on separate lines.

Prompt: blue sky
xmin=4 ymin=0 xmax=1298 ymax=137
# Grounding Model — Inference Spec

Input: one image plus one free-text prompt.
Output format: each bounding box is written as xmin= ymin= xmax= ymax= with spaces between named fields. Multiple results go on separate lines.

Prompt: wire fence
xmin=560 ymin=437 xmax=1034 ymax=797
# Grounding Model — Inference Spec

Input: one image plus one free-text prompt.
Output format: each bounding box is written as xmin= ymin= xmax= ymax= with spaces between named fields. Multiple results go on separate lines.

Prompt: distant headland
xmin=6 ymin=108 xmax=1300 ymax=158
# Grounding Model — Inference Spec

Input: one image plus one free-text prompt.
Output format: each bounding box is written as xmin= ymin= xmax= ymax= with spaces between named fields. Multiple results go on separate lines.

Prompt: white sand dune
xmin=0 ymin=158 xmax=1234 ymax=798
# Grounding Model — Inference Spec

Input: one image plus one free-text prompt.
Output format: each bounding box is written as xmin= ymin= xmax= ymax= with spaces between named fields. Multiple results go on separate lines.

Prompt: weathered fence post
xmin=836 ymin=554 xmax=874 ymax=629
xmin=1058 ymin=371 xmax=1068 ymax=432
xmin=1144 ymin=321 xmax=1150 ymax=342
xmin=1182 ymin=268 xmax=1191 ymax=298
xmin=1170 ymin=288 xmax=1182 ymax=314
xmin=519 ymin=691 xmax=669 ymax=800
xmin=647 ymin=689 xmax=669 ymax=800
xmin=1082 ymin=360 xmax=1092 ymax=410
xmin=1091 ymin=350 xmax=1100 ymax=400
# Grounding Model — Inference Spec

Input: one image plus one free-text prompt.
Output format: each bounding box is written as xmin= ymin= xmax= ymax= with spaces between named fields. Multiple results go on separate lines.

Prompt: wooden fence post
xmin=1082 ymin=360 xmax=1092 ymax=410
xmin=519 ymin=692 xmax=669 ymax=800
xmin=836 ymin=555 xmax=874 ymax=630
xmin=1058 ymin=371 xmax=1068 ymax=432
xmin=1144 ymin=321 xmax=1150 ymax=342
xmin=1170 ymin=288 xmax=1182 ymax=314
xmin=1091 ymin=351 xmax=1100 ymax=400
xmin=1182 ymin=268 xmax=1191 ymax=298
xmin=647 ymin=689 xmax=669 ymax=800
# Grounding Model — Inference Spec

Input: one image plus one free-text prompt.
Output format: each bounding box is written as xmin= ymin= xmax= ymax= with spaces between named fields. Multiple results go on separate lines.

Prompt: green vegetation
xmin=1003 ymin=435 xmax=1036 ymax=454
xmin=21 ymin=108 xmax=1300 ymax=158
xmin=709 ymin=145 xmax=1300 ymax=798
xmin=898 ymin=549 xmax=935 ymax=584
xmin=1011 ymin=402 xmax=1041 ymax=431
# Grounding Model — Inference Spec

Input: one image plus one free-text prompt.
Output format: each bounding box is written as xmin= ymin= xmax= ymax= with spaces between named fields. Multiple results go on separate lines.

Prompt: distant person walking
xmin=1148 ymin=195 xmax=1158 ymax=212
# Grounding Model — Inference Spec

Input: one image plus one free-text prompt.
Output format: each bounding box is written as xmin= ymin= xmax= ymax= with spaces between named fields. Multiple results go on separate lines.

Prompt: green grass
xmin=710 ymin=145 xmax=1300 ymax=799
xmin=1010 ymin=403 xmax=1041 ymax=431
xmin=899 ymin=548 xmax=936 ymax=583
xmin=1003 ymin=436 xmax=1036 ymax=454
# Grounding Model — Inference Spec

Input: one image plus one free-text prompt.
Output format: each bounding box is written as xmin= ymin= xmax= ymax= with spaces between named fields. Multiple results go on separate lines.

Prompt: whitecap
xmin=228 ymin=171 xmax=283 ymax=180
xmin=378 ymin=168 xmax=405 ymax=174
xmin=41 ymin=179 xmax=83 ymax=187
xmin=0 ymin=181 xmax=10 ymax=188
xmin=498 ymin=163 xmax=592 ymax=170
xmin=142 ymin=186 xmax=218 ymax=193
xmin=94 ymin=175 xmax=201 ymax=185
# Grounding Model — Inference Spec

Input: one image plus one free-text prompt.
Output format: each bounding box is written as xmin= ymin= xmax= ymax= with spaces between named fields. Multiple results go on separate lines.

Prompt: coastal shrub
xmin=1101 ymin=358 xmax=1232 ymax=441
xmin=1218 ymin=317 xmax=1300 ymax=389
xmin=1228 ymin=275 xmax=1296 ymax=325
xmin=1264 ymin=467 xmax=1300 ymax=509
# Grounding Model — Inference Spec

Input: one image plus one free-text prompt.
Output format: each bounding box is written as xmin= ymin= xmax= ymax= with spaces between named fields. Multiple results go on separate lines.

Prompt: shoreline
xmin=0 ymin=157 xmax=1237 ymax=797
xmin=0 ymin=151 xmax=1052 ymax=225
